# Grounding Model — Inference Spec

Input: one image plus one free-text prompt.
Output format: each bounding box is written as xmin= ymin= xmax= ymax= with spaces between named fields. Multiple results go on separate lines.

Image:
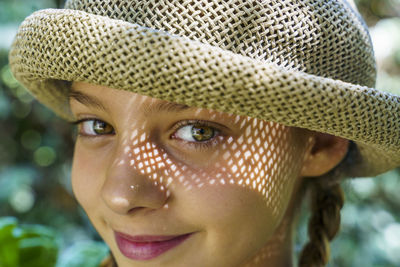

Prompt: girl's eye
xmin=173 ymin=123 xmax=218 ymax=143
xmin=74 ymin=119 xmax=115 ymax=137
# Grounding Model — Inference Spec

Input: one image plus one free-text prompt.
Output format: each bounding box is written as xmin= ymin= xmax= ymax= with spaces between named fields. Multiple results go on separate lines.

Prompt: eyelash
xmin=71 ymin=118 xmax=224 ymax=150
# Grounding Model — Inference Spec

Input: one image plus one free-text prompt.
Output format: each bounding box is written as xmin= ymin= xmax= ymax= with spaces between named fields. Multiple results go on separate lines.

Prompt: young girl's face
xmin=70 ymin=82 xmax=313 ymax=267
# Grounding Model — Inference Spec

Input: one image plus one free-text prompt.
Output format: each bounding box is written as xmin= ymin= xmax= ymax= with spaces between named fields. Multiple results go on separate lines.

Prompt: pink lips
xmin=114 ymin=231 xmax=193 ymax=260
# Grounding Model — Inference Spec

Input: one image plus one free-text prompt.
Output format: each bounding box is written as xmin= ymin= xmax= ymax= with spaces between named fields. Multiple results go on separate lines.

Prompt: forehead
xmin=70 ymin=81 xmax=244 ymax=124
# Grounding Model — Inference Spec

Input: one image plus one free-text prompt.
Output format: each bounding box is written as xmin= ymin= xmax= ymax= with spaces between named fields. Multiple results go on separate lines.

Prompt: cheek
xmin=70 ymin=141 xmax=107 ymax=212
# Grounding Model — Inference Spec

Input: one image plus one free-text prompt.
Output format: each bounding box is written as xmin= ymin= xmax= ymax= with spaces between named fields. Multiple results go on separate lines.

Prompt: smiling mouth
xmin=114 ymin=231 xmax=194 ymax=260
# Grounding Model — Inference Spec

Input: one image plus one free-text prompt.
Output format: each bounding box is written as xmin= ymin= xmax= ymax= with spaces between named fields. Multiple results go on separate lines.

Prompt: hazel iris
xmin=93 ymin=120 xmax=113 ymax=135
xmin=191 ymin=125 xmax=214 ymax=141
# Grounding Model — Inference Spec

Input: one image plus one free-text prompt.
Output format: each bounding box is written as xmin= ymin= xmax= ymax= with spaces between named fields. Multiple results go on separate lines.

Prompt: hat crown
xmin=65 ymin=0 xmax=376 ymax=87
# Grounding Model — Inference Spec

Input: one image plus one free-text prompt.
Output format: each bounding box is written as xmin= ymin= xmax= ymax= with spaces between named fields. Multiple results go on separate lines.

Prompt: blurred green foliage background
xmin=0 ymin=0 xmax=399 ymax=266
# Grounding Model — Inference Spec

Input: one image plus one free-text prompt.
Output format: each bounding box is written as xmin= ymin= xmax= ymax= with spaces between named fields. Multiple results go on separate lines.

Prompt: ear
xmin=301 ymin=133 xmax=349 ymax=177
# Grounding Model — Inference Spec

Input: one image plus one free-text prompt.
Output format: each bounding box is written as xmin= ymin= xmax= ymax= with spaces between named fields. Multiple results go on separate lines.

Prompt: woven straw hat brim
xmin=9 ymin=9 xmax=400 ymax=178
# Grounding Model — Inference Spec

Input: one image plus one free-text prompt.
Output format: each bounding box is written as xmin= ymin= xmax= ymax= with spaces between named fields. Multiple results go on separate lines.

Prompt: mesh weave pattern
xmin=8 ymin=0 xmax=400 ymax=177
xmin=65 ymin=0 xmax=376 ymax=87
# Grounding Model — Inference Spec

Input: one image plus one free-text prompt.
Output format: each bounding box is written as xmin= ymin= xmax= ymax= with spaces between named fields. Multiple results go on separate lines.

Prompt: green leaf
xmin=0 ymin=217 xmax=19 ymax=267
xmin=57 ymin=241 xmax=109 ymax=267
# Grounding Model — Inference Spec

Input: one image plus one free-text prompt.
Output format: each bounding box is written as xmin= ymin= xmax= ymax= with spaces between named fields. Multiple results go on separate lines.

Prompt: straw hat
xmin=9 ymin=0 xmax=400 ymax=179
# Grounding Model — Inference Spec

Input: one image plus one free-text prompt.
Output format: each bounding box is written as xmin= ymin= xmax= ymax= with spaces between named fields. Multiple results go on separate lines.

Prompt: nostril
xmin=128 ymin=206 xmax=145 ymax=214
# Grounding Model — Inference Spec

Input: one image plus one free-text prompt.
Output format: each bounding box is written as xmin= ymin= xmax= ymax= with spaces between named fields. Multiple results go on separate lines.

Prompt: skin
xmin=70 ymin=81 xmax=348 ymax=267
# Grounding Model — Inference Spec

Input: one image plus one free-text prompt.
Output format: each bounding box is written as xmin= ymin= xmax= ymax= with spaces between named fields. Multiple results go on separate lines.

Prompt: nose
xmin=101 ymin=140 xmax=168 ymax=215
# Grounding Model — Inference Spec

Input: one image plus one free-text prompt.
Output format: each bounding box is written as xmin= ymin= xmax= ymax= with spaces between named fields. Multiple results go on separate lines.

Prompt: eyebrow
xmin=69 ymin=89 xmax=193 ymax=116
xmin=69 ymin=89 xmax=109 ymax=112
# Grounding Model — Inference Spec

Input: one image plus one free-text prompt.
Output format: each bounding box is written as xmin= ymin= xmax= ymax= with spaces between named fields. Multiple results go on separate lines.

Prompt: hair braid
xmin=298 ymin=183 xmax=344 ymax=267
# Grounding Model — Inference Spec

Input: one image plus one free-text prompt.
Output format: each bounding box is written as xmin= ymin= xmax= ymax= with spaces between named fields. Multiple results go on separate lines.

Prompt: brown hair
xmin=298 ymin=183 xmax=344 ymax=267
xmin=298 ymin=141 xmax=358 ymax=266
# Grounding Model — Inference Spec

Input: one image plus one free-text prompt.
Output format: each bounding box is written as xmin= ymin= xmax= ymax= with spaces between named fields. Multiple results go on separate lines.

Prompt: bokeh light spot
xmin=21 ymin=130 xmax=41 ymax=150
xmin=34 ymin=146 xmax=56 ymax=167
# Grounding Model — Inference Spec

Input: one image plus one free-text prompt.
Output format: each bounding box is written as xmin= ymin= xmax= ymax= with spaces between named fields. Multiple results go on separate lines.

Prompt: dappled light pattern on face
xmin=116 ymin=100 xmax=311 ymax=215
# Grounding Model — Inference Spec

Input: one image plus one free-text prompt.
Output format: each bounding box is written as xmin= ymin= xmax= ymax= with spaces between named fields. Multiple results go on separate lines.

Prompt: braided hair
xmin=298 ymin=141 xmax=358 ymax=266
xmin=298 ymin=183 xmax=344 ymax=267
